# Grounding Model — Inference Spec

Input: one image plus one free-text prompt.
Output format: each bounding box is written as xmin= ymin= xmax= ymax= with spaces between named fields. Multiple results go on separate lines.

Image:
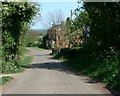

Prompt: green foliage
xmin=40 ymin=34 xmax=49 ymax=49
xmin=25 ymin=29 xmax=46 ymax=47
xmin=0 ymin=76 xmax=13 ymax=85
xmin=68 ymin=10 xmax=90 ymax=47
xmin=83 ymin=2 xmax=120 ymax=50
xmin=60 ymin=48 xmax=80 ymax=59
xmin=66 ymin=17 xmax=71 ymax=37
xmin=63 ymin=2 xmax=120 ymax=90
xmin=72 ymin=10 xmax=90 ymax=31
xmin=82 ymin=2 xmax=120 ymax=89
xmin=52 ymin=2 xmax=120 ymax=90
xmin=65 ymin=17 xmax=71 ymax=47
xmin=16 ymin=56 xmax=32 ymax=73
xmin=2 ymin=2 xmax=40 ymax=73
xmin=36 ymin=34 xmax=44 ymax=47
xmin=25 ymin=30 xmax=39 ymax=47
xmin=2 ymin=56 xmax=32 ymax=74
xmin=54 ymin=47 xmax=120 ymax=89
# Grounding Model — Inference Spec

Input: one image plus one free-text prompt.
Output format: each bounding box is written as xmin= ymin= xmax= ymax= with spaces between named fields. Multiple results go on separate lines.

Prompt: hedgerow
xmin=1 ymin=2 xmax=40 ymax=73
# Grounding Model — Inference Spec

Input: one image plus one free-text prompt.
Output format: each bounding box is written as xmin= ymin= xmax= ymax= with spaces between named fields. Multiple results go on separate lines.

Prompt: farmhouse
xmin=47 ymin=21 xmax=69 ymax=49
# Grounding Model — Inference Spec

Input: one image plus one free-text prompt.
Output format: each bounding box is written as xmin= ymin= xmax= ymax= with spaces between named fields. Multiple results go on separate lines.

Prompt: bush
xmin=60 ymin=48 xmax=81 ymax=59
xmin=1 ymin=56 xmax=32 ymax=74
xmin=2 ymin=2 xmax=39 ymax=73
xmin=53 ymin=46 xmax=120 ymax=90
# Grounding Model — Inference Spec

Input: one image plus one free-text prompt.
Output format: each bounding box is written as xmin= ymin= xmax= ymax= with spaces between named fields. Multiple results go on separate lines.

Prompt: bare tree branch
xmin=43 ymin=10 xmax=64 ymax=28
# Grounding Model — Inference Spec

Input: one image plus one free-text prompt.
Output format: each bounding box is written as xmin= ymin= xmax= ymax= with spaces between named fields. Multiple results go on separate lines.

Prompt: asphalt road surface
xmin=2 ymin=47 xmax=111 ymax=94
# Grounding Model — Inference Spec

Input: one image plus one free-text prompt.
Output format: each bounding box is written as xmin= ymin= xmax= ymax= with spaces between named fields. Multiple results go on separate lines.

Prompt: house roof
xmin=47 ymin=24 xmax=62 ymax=31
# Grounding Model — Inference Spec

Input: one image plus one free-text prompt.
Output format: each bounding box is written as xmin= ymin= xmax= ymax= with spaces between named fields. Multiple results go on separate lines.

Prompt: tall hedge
xmin=1 ymin=2 xmax=40 ymax=73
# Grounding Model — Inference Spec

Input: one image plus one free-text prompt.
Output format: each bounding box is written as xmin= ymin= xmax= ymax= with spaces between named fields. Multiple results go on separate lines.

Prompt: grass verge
xmin=1 ymin=47 xmax=32 ymax=74
xmin=1 ymin=56 xmax=32 ymax=74
xmin=0 ymin=76 xmax=13 ymax=85
xmin=17 ymin=56 xmax=32 ymax=73
xmin=22 ymin=48 xmax=29 ymax=53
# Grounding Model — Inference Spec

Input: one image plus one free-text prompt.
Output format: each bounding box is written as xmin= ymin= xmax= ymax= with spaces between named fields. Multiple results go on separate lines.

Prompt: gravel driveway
xmin=2 ymin=47 xmax=111 ymax=94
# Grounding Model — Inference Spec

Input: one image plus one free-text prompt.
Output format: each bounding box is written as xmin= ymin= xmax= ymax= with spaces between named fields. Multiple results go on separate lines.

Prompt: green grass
xmin=0 ymin=76 xmax=13 ymax=85
xmin=2 ymin=56 xmax=32 ymax=74
xmin=16 ymin=56 xmax=32 ymax=73
xmin=22 ymin=48 xmax=29 ymax=53
xmin=1 ymin=47 xmax=32 ymax=74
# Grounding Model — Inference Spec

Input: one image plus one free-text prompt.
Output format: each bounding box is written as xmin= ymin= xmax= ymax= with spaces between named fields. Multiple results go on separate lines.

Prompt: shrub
xmin=54 ymin=46 xmax=120 ymax=90
xmin=2 ymin=2 xmax=39 ymax=73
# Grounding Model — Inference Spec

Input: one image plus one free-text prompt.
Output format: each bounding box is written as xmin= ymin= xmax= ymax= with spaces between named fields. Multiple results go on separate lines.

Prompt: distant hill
xmin=28 ymin=29 xmax=47 ymax=35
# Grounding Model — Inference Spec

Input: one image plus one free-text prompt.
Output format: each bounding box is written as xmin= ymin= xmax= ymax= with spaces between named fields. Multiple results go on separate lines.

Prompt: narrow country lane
xmin=2 ymin=48 xmax=111 ymax=94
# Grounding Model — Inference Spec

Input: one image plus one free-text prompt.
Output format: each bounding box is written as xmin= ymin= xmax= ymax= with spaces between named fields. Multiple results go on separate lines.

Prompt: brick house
xmin=47 ymin=21 xmax=69 ymax=49
xmin=47 ymin=21 xmax=83 ymax=49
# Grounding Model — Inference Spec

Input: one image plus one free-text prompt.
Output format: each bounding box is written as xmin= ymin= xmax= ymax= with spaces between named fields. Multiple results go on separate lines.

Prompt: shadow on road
xmin=26 ymin=62 xmax=77 ymax=75
xmin=25 ymin=61 xmax=101 ymax=84
xmin=23 ymin=60 xmax=120 ymax=96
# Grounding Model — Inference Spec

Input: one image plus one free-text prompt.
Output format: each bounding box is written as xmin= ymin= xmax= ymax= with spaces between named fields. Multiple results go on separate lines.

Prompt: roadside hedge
xmin=1 ymin=2 xmax=39 ymax=73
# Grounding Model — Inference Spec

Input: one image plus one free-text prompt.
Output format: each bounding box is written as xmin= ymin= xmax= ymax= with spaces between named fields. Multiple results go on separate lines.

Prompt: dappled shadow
xmin=25 ymin=57 xmax=110 ymax=88
xmin=26 ymin=61 xmax=78 ymax=75
xmin=26 ymin=61 xmax=101 ymax=84
xmin=82 ymin=78 xmax=100 ymax=84
xmin=25 ymin=60 xmax=118 ymax=95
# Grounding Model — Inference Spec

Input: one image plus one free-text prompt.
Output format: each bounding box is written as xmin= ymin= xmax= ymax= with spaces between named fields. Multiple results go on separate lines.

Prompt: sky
xmin=30 ymin=1 xmax=80 ymax=30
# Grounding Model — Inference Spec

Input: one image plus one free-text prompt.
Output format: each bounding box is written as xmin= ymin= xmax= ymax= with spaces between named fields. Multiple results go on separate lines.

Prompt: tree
xmin=43 ymin=10 xmax=64 ymax=28
xmin=65 ymin=17 xmax=71 ymax=47
xmin=66 ymin=17 xmax=71 ymax=34
xmin=25 ymin=30 xmax=40 ymax=47
xmin=82 ymin=2 xmax=120 ymax=89
xmin=36 ymin=33 xmax=44 ymax=47
xmin=72 ymin=11 xmax=90 ymax=30
xmin=83 ymin=2 xmax=120 ymax=50
xmin=67 ymin=10 xmax=90 ymax=47
xmin=2 ymin=2 xmax=40 ymax=73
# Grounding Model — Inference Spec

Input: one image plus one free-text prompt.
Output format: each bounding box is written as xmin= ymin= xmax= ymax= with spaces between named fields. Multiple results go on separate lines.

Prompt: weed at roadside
xmin=0 ymin=76 xmax=13 ymax=85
